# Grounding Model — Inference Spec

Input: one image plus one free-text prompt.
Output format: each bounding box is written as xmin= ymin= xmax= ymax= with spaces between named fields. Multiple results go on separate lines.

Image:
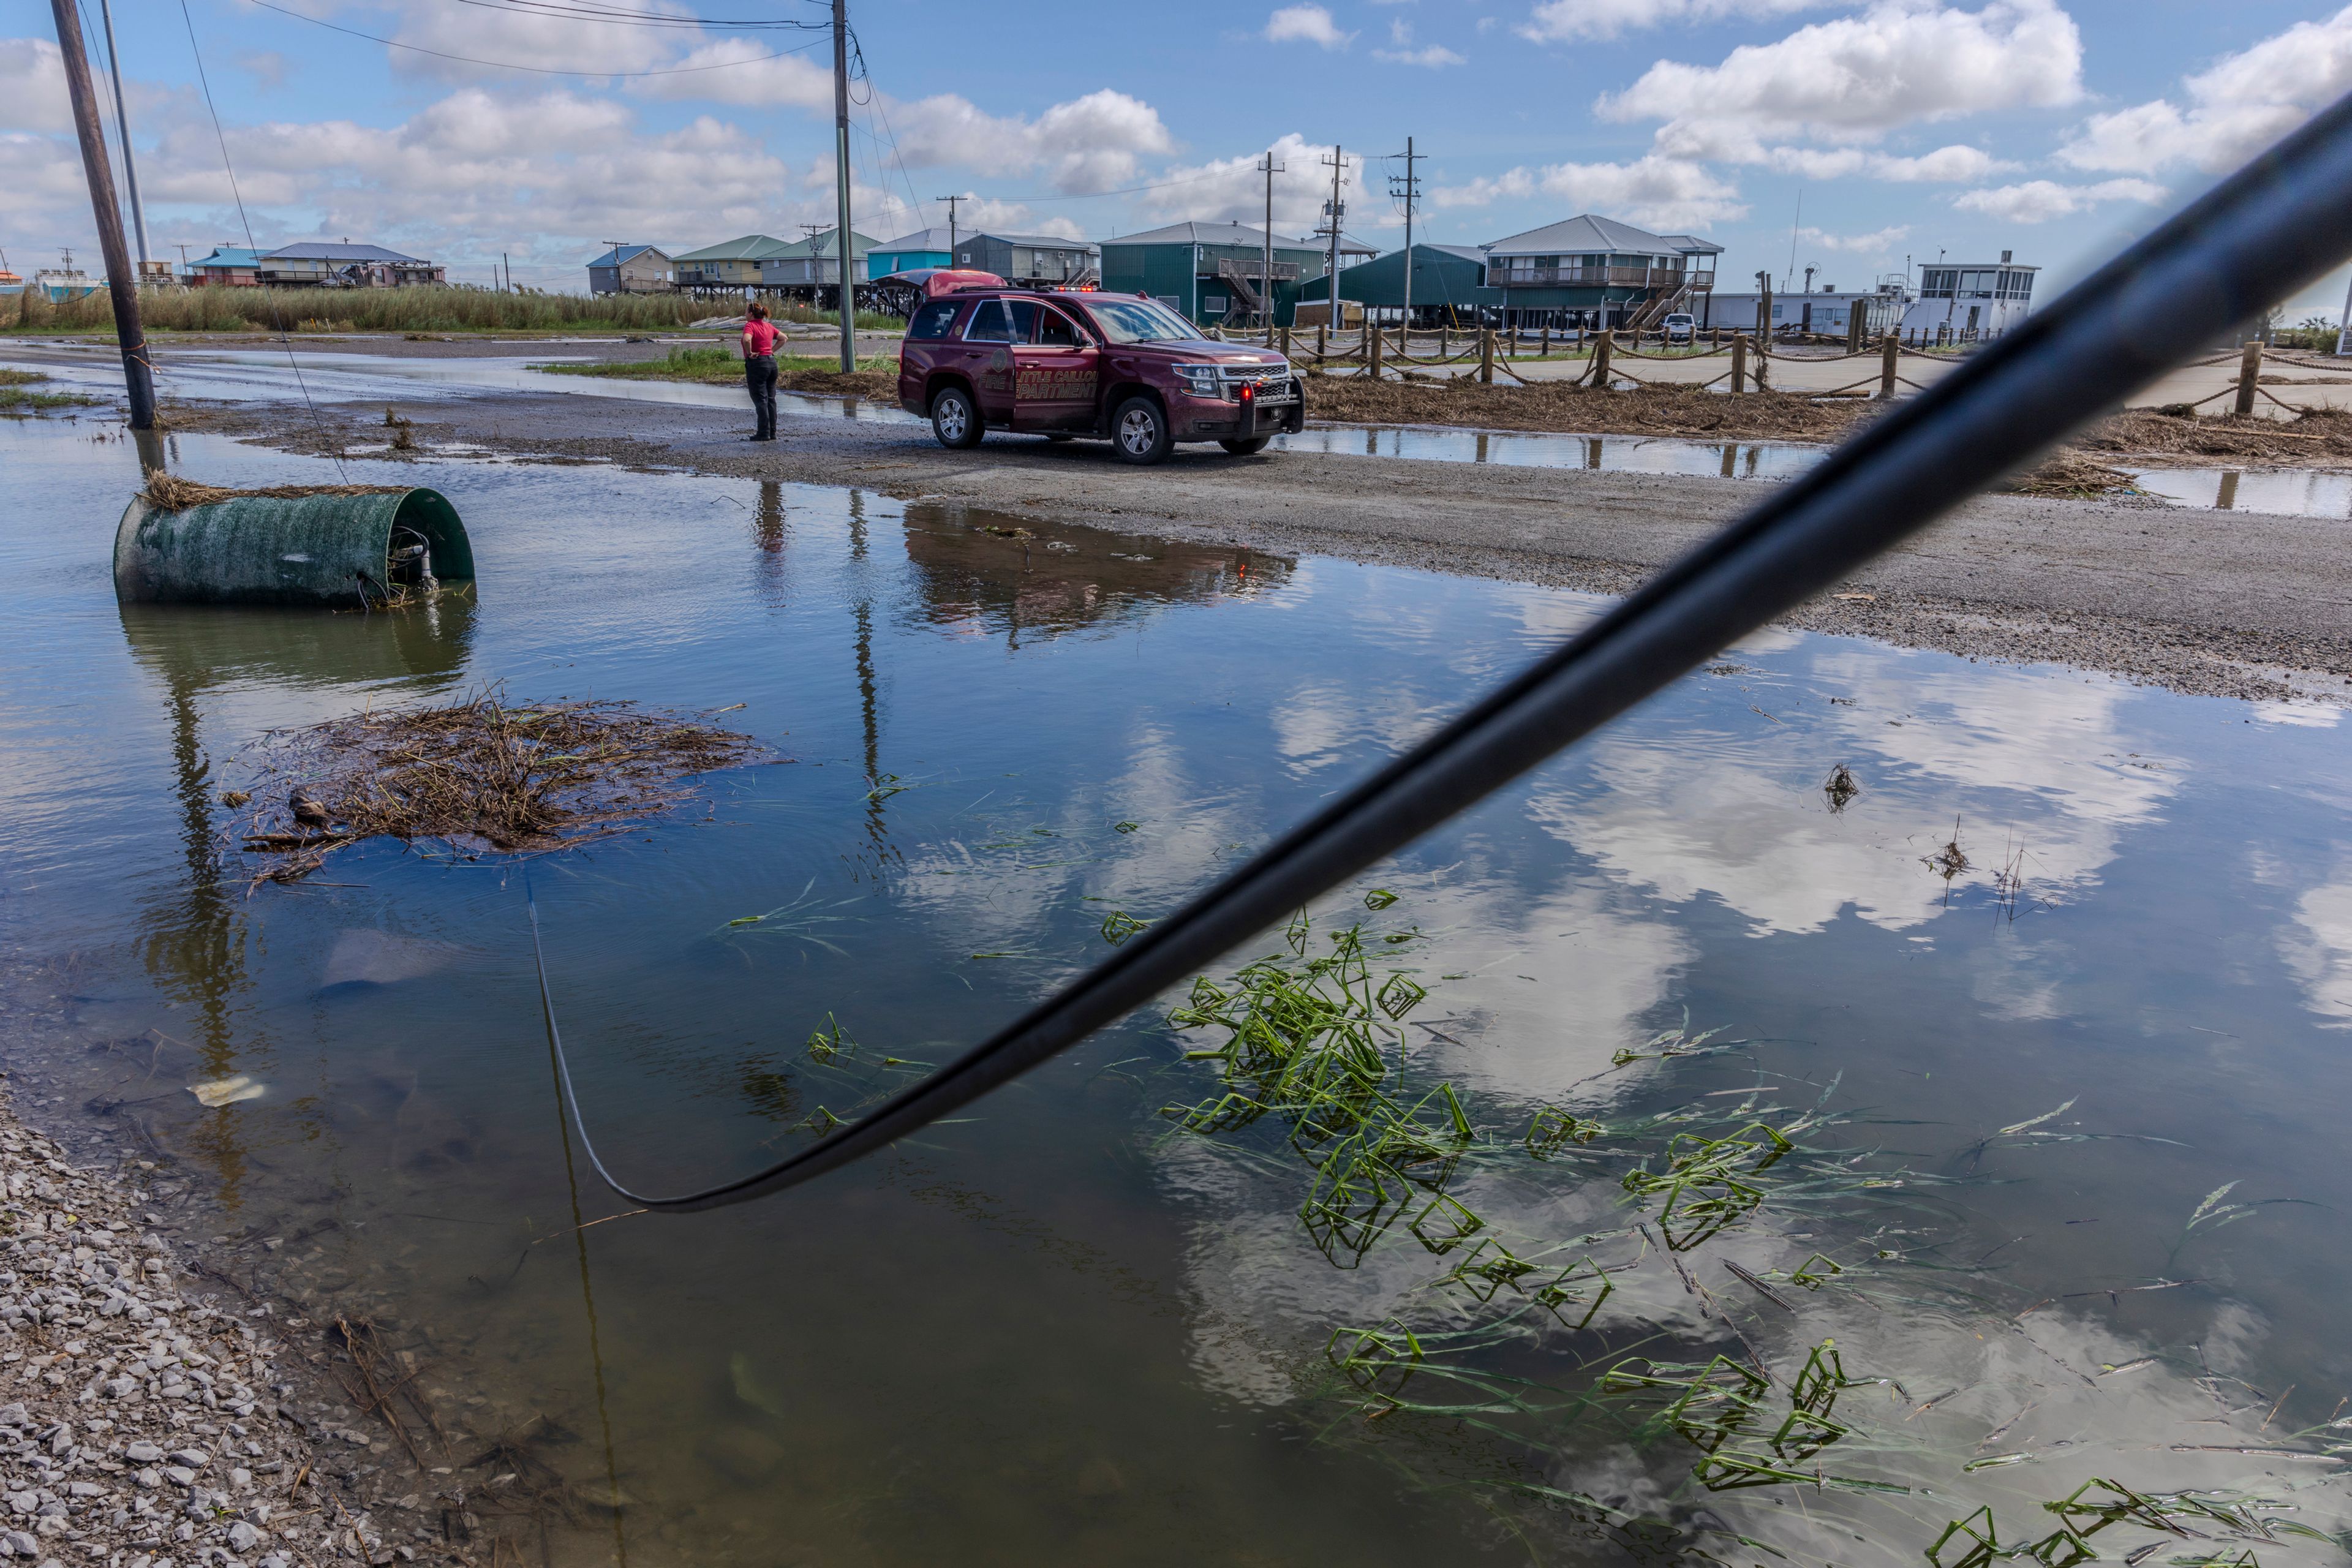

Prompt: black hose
xmin=530 ymin=92 xmax=2352 ymax=1213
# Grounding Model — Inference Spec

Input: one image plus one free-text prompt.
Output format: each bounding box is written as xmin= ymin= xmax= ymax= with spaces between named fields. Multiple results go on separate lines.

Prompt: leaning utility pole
xmin=831 ymin=0 xmax=856 ymax=372
xmin=96 ymin=0 xmax=149 ymax=276
xmin=1319 ymin=145 xmax=1344 ymax=326
xmin=1389 ymin=137 xmax=1421 ymax=333
xmin=48 ymin=0 xmax=152 ymax=428
xmin=1257 ymin=149 xmax=1283 ymax=338
xmin=937 ymin=194 xmax=960 ymax=258
xmin=2337 ymin=268 xmax=2351 ymax=356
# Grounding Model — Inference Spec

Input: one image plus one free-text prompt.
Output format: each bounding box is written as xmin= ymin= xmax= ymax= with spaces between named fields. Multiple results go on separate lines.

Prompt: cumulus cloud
xmin=2058 ymin=4 xmax=2352 ymax=175
xmin=881 ymin=88 xmax=1172 ymax=195
xmin=388 ymin=0 xmax=698 ymax=81
xmin=629 ymin=39 xmax=837 ymax=109
xmin=1266 ymin=4 xmax=1355 ymax=47
xmin=1953 ymin=176 xmax=2166 ymax=222
xmin=1375 ymin=18 xmax=1464 ymax=65
xmin=1435 ymin=156 xmax=1745 ymax=230
xmin=1763 ymin=143 xmax=2011 ymax=180
xmin=1520 ymin=0 xmax=1834 ymax=42
xmin=0 ymin=37 xmax=71 ymax=133
xmin=1137 ymin=133 xmax=1350 ymax=229
xmin=1604 ymin=0 xmax=2081 ymax=161
xmin=1798 ymin=223 xmax=1910 ymax=252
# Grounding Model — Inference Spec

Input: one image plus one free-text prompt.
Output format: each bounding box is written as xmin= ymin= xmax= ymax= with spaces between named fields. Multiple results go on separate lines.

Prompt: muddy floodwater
xmin=6 ymin=415 xmax=2352 ymax=1566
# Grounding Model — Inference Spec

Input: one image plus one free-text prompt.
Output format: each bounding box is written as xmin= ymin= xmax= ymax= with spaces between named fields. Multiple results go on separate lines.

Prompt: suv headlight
xmin=1173 ymin=364 xmax=1225 ymax=396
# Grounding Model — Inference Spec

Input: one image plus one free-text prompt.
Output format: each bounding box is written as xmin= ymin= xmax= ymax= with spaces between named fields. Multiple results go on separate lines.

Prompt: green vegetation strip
xmin=6 ymin=283 xmax=897 ymax=336
xmin=0 ymin=369 xmax=100 ymax=412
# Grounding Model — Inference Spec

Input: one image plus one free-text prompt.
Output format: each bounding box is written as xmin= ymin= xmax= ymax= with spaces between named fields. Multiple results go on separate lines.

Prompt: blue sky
xmin=3 ymin=0 xmax=2349 ymax=316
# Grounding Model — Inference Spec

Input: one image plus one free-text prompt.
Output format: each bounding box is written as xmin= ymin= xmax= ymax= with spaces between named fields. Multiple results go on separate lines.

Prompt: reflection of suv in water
xmin=898 ymin=290 xmax=1305 ymax=464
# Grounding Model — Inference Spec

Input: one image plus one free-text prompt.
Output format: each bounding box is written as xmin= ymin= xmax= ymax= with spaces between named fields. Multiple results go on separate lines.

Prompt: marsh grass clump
xmin=227 ymin=688 xmax=763 ymax=883
xmin=0 ymin=368 xmax=102 ymax=414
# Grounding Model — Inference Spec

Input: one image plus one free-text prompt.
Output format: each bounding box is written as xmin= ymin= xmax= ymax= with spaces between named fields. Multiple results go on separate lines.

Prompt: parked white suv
xmin=1662 ymin=312 xmax=1696 ymax=344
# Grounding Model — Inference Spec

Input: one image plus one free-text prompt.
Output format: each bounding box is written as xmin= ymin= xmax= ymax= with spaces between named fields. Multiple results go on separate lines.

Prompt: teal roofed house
xmin=673 ymin=235 xmax=793 ymax=290
xmin=1098 ymin=221 xmax=1332 ymax=330
xmin=869 ymin=227 xmax=956 ymax=277
xmin=1480 ymin=214 xmax=1722 ymax=330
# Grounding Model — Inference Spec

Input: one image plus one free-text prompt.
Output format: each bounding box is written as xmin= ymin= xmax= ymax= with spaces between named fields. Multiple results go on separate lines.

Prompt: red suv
xmin=898 ymin=290 xmax=1304 ymax=464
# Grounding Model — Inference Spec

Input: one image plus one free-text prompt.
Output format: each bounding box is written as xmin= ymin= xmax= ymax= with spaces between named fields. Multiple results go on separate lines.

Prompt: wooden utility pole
xmin=1257 ymin=148 xmax=1283 ymax=341
xmin=1389 ymin=136 xmax=1420 ymax=340
xmin=832 ymin=0 xmax=856 ymax=372
xmin=96 ymin=0 xmax=150 ymax=275
xmin=936 ymin=194 xmax=961 ymax=258
xmin=1319 ymin=145 xmax=1344 ymax=330
xmin=48 ymin=0 xmax=151 ymax=428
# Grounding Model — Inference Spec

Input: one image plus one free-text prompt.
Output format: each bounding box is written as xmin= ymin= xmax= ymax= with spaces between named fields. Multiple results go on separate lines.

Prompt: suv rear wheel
xmin=1111 ymin=396 xmax=1172 ymax=465
xmin=930 ymin=385 xmax=982 ymax=450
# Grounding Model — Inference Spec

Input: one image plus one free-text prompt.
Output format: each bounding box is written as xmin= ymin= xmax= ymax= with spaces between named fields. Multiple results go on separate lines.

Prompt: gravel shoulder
xmin=0 ymin=1071 xmax=458 ymax=1568
xmin=150 ymin=383 xmax=2352 ymax=706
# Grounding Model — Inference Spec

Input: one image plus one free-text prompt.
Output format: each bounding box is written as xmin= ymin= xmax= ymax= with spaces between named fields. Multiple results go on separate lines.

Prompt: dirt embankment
xmin=1301 ymin=376 xmax=1874 ymax=441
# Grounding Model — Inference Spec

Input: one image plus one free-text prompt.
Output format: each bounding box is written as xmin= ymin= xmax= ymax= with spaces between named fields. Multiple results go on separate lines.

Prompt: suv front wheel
xmin=930 ymin=385 xmax=982 ymax=450
xmin=1110 ymin=396 xmax=1172 ymax=465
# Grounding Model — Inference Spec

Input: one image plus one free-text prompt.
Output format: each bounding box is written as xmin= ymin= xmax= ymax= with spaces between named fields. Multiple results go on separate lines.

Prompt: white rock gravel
xmin=0 ymin=1087 xmax=483 ymax=1567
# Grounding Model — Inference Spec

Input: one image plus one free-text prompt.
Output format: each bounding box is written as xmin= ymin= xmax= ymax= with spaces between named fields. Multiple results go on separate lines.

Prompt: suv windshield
xmin=1083 ymin=299 xmax=1202 ymax=344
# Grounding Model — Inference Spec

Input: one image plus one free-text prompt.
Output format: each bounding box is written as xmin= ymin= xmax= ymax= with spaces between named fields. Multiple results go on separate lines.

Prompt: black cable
xmin=529 ymin=91 xmax=2352 ymax=1215
xmin=246 ymin=0 xmax=829 ymax=76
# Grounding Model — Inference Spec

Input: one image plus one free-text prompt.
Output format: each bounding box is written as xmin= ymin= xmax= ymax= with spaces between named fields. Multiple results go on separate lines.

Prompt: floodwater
xmin=6 ymin=415 xmax=2352 ymax=1566
xmin=17 ymin=349 xmax=2352 ymax=516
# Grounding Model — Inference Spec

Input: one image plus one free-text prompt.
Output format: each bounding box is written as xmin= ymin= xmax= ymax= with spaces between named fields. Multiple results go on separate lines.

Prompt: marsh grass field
xmin=6 ymin=282 xmax=898 ymax=336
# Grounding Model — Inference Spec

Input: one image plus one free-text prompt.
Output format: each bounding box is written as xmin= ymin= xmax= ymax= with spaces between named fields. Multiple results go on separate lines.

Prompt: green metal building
xmin=673 ymin=235 xmax=793 ymax=290
xmin=1098 ymin=221 xmax=1329 ymax=328
xmin=1334 ymin=244 xmax=1502 ymax=325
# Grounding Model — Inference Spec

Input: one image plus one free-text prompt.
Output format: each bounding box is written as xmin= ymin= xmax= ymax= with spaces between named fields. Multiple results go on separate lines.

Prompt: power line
xmin=446 ymin=0 xmax=830 ymax=31
xmin=244 ymin=0 xmax=829 ymax=77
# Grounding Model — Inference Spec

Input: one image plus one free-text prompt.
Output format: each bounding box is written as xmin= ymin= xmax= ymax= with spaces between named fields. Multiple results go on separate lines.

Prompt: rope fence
xmin=1231 ymin=320 xmax=2349 ymax=413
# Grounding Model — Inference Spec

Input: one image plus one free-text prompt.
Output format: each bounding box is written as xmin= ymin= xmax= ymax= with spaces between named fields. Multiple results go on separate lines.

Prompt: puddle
xmin=6 ymin=418 xmax=2352 ymax=1564
xmin=2128 ymin=464 xmax=2352 ymax=518
xmin=1273 ymin=421 xmax=1826 ymax=478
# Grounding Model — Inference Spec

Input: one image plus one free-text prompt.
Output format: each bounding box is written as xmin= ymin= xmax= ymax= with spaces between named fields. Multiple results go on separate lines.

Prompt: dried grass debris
xmin=227 ymin=689 xmax=765 ymax=884
xmin=141 ymin=474 xmax=411 ymax=511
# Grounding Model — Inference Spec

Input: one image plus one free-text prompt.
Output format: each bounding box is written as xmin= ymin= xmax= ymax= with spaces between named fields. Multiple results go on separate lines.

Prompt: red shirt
xmin=742 ymin=319 xmax=779 ymax=356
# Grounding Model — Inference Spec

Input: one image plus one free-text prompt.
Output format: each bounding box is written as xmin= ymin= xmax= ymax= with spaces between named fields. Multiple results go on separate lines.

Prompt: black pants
xmin=745 ymin=354 xmax=777 ymax=439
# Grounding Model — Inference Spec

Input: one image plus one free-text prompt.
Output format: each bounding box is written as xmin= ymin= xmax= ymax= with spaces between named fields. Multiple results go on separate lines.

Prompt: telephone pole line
xmin=1389 ymin=136 xmax=1421 ymax=333
xmin=1319 ymin=145 xmax=1345 ymax=326
xmin=937 ymin=194 xmax=961 ymax=258
xmin=47 ymin=0 xmax=152 ymax=428
xmin=96 ymin=0 xmax=149 ymax=276
xmin=1256 ymin=149 xmax=1284 ymax=338
xmin=831 ymin=0 xmax=855 ymax=371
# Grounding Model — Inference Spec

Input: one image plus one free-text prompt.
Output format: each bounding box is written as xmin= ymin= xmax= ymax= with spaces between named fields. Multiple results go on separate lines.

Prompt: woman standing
xmin=741 ymin=302 xmax=780 ymax=442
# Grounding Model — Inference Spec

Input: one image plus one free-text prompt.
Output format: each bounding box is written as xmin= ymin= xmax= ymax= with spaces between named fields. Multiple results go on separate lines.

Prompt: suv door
xmin=1016 ymin=304 xmax=1102 ymax=431
xmin=962 ymin=297 xmax=1036 ymax=425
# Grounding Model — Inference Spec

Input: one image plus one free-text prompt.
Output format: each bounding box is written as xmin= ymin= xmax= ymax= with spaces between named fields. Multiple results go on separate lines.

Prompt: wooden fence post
xmin=1880 ymin=333 xmax=1898 ymax=398
xmin=1540 ymin=323 xmax=1551 ymax=358
xmin=1439 ymin=324 xmax=1449 ymax=359
xmin=1316 ymin=323 xmax=1327 ymax=361
xmin=1593 ymin=331 xmax=1613 ymax=388
xmin=1367 ymin=321 xmax=1382 ymax=379
xmin=1278 ymin=325 xmax=1292 ymax=359
xmin=2234 ymin=339 xmax=2263 ymax=417
xmin=1728 ymin=333 xmax=1746 ymax=395
xmin=1479 ymin=326 xmax=1494 ymax=384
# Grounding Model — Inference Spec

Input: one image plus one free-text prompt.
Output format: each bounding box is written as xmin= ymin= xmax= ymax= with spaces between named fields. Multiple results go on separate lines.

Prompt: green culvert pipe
xmin=113 ymin=488 xmax=476 ymax=608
